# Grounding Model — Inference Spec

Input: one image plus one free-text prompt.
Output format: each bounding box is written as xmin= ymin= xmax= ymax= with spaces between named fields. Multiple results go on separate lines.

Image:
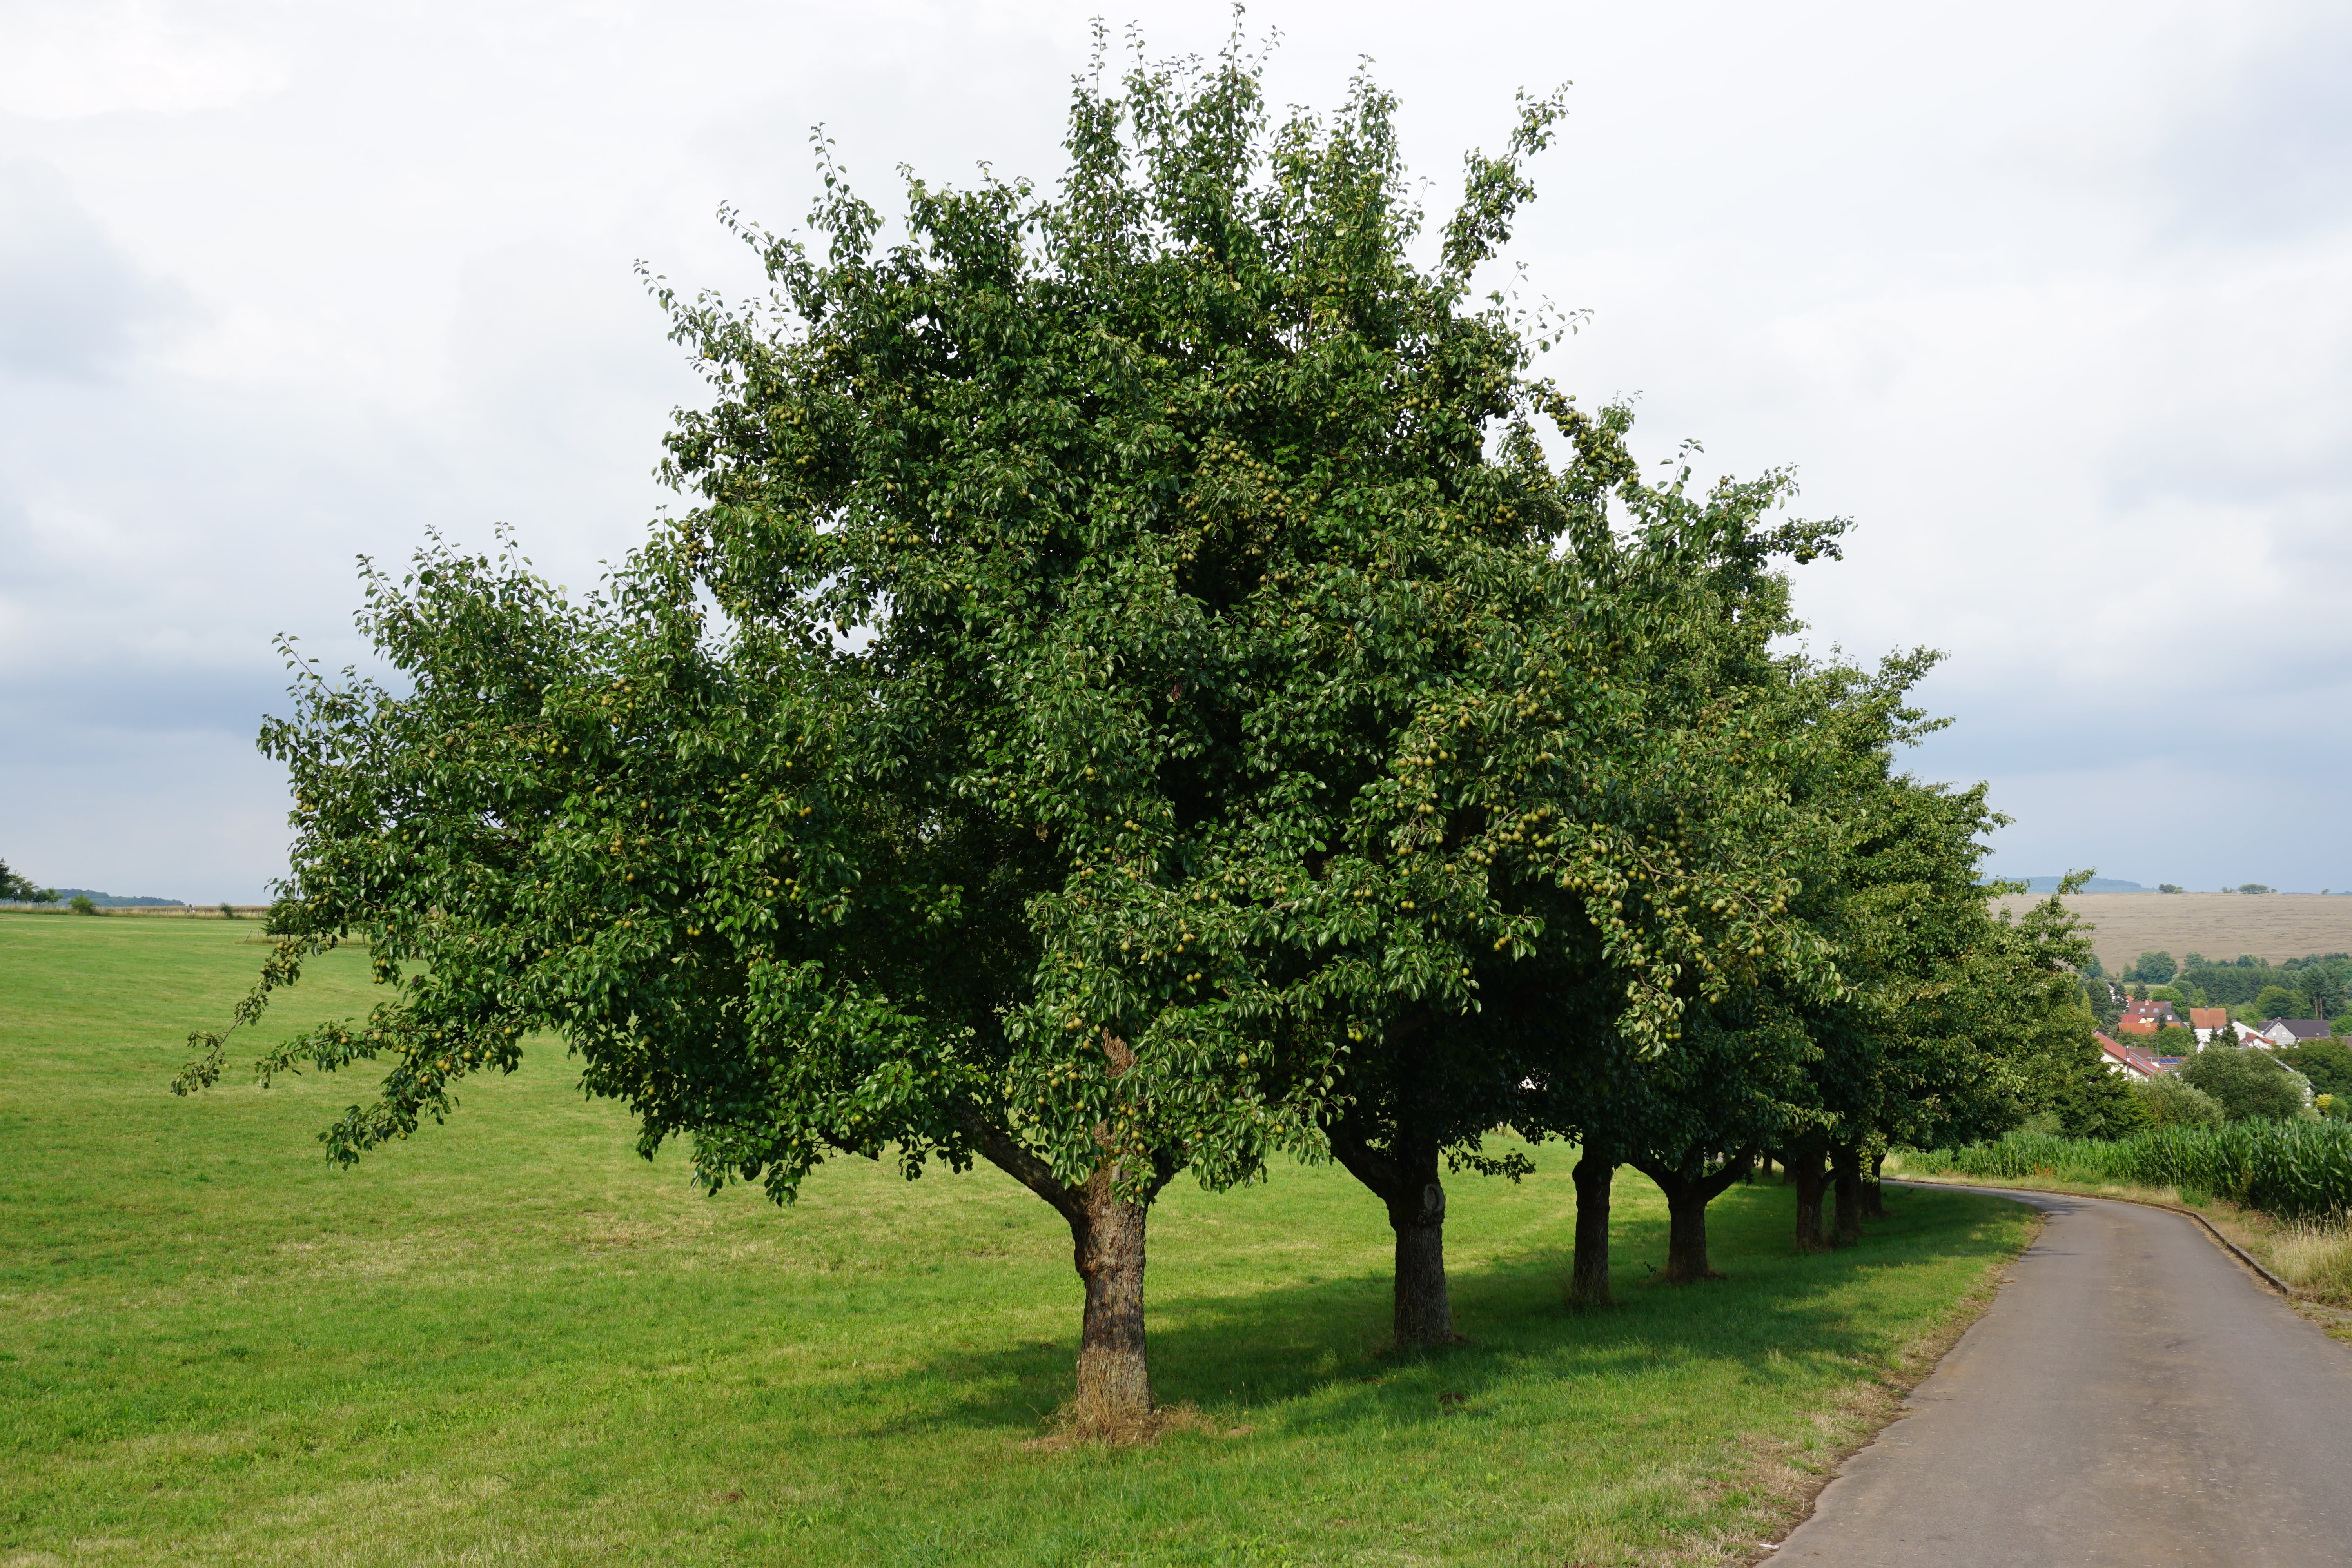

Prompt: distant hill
xmin=47 ymin=889 xmax=185 ymax=907
xmin=2009 ymin=876 xmax=2145 ymax=894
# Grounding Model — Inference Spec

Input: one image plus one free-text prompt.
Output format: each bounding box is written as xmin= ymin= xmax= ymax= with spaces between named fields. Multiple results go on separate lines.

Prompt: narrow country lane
xmin=1775 ymin=1184 xmax=2352 ymax=1567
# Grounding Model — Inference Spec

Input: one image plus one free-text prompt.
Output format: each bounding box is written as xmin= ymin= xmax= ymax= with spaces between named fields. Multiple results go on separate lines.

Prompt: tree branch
xmin=959 ymin=1110 xmax=1083 ymax=1226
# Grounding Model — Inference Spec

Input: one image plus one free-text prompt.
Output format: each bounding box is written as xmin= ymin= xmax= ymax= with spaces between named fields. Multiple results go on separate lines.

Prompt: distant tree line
xmin=2118 ymin=949 xmax=2352 ymax=1021
xmin=0 ymin=859 xmax=58 ymax=905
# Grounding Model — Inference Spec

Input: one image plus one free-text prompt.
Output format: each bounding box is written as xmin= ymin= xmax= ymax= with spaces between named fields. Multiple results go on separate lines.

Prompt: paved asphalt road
xmin=1774 ymin=1183 xmax=2352 ymax=1567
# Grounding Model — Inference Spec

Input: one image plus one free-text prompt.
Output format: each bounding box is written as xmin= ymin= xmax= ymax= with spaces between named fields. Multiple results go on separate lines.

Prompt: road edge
xmin=1723 ymin=1188 xmax=2045 ymax=1568
xmin=1886 ymin=1172 xmax=2296 ymax=1298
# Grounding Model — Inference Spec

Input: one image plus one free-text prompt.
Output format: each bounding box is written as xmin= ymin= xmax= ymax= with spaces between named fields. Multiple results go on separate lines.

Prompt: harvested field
xmin=1993 ymin=893 xmax=2352 ymax=971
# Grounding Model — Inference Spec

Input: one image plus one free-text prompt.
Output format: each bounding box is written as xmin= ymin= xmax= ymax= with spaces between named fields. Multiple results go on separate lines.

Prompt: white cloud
xmin=0 ymin=161 xmax=189 ymax=375
xmin=1 ymin=0 xmax=2347 ymax=899
xmin=0 ymin=1 xmax=287 ymax=120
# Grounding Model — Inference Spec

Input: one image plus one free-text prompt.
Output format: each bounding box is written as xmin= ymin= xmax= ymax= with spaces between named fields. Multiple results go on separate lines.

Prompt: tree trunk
xmin=1757 ymin=1151 xmax=1774 ymax=1182
xmin=1328 ymin=1116 xmax=1458 ymax=1347
xmin=1379 ymin=1131 xmax=1454 ymax=1347
xmin=1068 ymin=1166 xmax=1153 ymax=1435
xmin=1862 ymin=1149 xmax=1888 ymax=1219
xmin=1664 ymin=1183 xmax=1717 ymax=1281
xmin=1390 ymin=1174 xmax=1454 ymax=1346
xmin=1789 ymin=1142 xmax=1830 ymax=1253
xmin=965 ymin=1102 xmax=1170 ymax=1441
xmin=1630 ymin=1147 xmax=1753 ymax=1283
xmin=1569 ymin=1151 xmax=1615 ymax=1309
xmin=1831 ymin=1142 xmax=1864 ymax=1248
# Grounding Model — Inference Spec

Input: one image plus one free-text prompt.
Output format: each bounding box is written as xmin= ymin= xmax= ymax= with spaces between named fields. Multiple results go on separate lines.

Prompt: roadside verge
xmin=1886 ymin=1173 xmax=2294 ymax=1298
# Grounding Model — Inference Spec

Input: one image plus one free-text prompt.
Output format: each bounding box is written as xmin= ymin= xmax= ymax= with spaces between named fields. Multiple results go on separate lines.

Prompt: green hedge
xmin=1907 ymin=1122 xmax=2352 ymax=1221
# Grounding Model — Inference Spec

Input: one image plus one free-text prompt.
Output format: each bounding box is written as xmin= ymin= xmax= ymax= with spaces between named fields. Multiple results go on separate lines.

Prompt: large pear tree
xmin=177 ymin=36 xmax=1845 ymax=1426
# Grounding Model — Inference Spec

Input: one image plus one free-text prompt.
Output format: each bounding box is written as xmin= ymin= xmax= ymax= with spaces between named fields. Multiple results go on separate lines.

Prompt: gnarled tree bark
xmin=962 ymin=1034 xmax=1174 ymax=1438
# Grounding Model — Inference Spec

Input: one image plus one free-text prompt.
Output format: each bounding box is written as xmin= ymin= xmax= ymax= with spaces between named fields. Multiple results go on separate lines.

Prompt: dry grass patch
xmin=2259 ymin=1222 xmax=2352 ymax=1298
xmin=1024 ymin=1398 xmax=1230 ymax=1451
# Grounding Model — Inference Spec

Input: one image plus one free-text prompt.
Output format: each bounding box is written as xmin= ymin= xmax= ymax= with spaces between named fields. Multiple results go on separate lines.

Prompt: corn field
xmin=1906 ymin=1122 xmax=2352 ymax=1221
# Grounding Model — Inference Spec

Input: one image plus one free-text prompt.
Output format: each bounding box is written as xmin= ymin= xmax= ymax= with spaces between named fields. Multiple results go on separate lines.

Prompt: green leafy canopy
xmin=178 ymin=31 xmax=1849 ymax=1213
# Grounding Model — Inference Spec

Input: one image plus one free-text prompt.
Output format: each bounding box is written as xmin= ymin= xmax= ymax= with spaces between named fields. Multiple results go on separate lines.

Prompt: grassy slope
xmin=1 ymin=914 xmax=2033 ymax=1567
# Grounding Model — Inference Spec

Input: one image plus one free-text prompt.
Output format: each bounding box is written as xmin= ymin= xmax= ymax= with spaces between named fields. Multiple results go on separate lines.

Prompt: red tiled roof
xmin=2190 ymin=1007 xmax=2229 ymax=1031
xmin=2096 ymin=1033 xmax=2167 ymax=1078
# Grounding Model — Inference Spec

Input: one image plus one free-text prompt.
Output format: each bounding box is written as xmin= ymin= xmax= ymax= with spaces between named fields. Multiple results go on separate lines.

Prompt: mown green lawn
xmin=1 ymin=913 xmax=2033 ymax=1566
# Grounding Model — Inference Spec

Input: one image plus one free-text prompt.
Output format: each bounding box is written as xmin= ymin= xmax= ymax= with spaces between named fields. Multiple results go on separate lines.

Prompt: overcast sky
xmin=4 ymin=0 xmax=2347 ymax=902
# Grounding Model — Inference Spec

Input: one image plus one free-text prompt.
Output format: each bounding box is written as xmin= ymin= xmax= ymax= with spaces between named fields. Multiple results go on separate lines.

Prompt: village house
xmin=2189 ymin=1006 xmax=2230 ymax=1045
xmin=2258 ymin=1018 xmax=2334 ymax=1048
xmin=2097 ymin=1032 xmax=2168 ymax=1081
xmin=2116 ymin=999 xmax=2180 ymax=1036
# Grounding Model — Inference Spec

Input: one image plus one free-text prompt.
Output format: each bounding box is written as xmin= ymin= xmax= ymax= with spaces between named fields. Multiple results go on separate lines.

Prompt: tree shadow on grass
xmin=841 ymin=1182 xmax=2028 ymax=1445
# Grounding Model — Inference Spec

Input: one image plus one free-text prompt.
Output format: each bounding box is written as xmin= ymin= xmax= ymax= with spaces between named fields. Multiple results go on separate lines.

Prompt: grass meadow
xmin=2 ymin=913 xmax=2034 ymax=1566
